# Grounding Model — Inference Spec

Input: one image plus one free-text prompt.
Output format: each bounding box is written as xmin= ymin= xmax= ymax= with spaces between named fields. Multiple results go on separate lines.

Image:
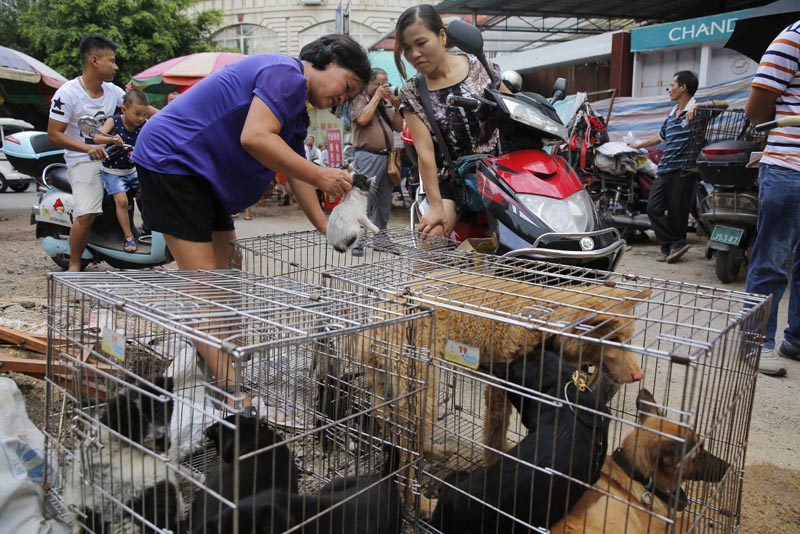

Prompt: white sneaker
xmin=757 ymin=348 xmax=787 ymax=377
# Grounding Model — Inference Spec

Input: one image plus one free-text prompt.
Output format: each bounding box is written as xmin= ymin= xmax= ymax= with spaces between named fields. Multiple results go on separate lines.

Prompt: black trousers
xmin=646 ymin=170 xmax=697 ymax=249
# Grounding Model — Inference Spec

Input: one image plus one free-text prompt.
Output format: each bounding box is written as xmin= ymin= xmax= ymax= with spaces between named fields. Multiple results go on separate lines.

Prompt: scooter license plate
xmin=710 ymin=225 xmax=743 ymax=247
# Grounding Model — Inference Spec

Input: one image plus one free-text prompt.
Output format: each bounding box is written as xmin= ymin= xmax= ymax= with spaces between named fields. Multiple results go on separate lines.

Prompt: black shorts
xmin=137 ymin=166 xmax=234 ymax=243
xmin=439 ymin=179 xmax=456 ymax=201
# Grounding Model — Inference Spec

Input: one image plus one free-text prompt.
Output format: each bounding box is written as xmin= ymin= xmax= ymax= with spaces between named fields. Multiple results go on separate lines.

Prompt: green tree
xmin=0 ymin=0 xmax=33 ymax=52
xmin=19 ymin=0 xmax=223 ymax=85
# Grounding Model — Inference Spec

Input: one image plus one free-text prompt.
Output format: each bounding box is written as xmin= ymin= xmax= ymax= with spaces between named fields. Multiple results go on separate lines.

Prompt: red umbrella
xmin=127 ymin=52 xmax=246 ymax=99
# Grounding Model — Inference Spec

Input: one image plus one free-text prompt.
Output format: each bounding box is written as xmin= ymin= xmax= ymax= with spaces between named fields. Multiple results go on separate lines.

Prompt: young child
xmin=93 ymin=90 xmax=150 ymax=252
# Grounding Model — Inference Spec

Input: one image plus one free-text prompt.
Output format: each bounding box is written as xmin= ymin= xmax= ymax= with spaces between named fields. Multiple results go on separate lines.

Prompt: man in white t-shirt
xmin=304 ymin=135 xmax=322 ymax=165
xmin=47 ymin=33 xmax=155 ymax=271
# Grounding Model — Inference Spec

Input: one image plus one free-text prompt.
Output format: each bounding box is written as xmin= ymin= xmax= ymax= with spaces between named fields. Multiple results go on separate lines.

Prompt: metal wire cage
xmin=321 ymin=251 xmax=769 ymax=533
xmin=684 ymin=108 xmax=767 ymax=172
xmin=43 ymin=269 xmax=434 ymax=533
xmin=230 ymin=228 xmax=457 ymax=286
xmin=241 ymin=231 xmax=769 ymax=533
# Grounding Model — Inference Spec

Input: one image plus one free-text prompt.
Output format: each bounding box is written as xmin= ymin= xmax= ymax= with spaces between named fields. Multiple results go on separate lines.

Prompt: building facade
xmin=187 ymin=0 xmax=434 ymax=56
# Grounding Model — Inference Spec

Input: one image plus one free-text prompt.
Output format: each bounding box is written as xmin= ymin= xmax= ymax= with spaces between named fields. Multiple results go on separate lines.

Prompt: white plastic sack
xmin=0 ymin=378 xmax=69 ymax=534
xmin=639 ymin=158 xmax=659 ymax=176
xmin=596 ymin=141 xmax=643 ymax=158
xmin=596 ymin=142 xmax=653 ymax=175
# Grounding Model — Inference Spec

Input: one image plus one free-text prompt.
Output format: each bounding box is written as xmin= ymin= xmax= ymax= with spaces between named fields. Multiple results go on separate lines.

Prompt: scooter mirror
xmin=551 ymin=78 xmax=567 ymax=103
xmin=77 ymin=116 xmax=103 ymax=137
xmin=446 ymin=20 xmax=483 ymax=56
xmin=446 ymin=20 xmax=498 ymax=89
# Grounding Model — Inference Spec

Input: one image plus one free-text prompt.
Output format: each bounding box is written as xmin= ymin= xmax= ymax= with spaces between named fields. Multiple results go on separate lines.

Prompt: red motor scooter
xmin=409 ymin=20 xmax=624 ymax=271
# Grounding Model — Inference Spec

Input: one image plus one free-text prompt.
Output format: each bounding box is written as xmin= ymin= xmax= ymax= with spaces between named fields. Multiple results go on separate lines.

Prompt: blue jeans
xmin=745 ymin=164 xmax=800 ymax=349
xmin=101 ymin=169 xmax=139 ymax=196
xmin=354 ymin=150 xmax=392 ymax=231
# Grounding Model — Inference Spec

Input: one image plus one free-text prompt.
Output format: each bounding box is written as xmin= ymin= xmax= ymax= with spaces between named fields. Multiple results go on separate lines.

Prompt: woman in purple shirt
xmin=134 ymin=35 xmax=370 ymax=401
xmin=134 ymin=34 xmax=370 ymax=270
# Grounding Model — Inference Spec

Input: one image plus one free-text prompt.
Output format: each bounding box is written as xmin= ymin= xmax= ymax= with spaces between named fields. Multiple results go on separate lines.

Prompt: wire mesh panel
xmin=684 ymin=108 xmax=767 ymax=171
xmin=320 ymin=251 xmax=770 ymax=533
xmin=230 ymin=228 xmax=456 ymax=285
xmin=43 ymin=269 xmax=433 ymax=533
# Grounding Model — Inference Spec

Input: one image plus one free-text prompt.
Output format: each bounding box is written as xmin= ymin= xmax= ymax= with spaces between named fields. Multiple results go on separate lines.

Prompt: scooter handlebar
xmin=105 ymin=143 xmax=134 ymax=158
xmin=756 ymin=116 xmax=800 ymax=132
xmin=447 ymin=94 xmax=481 ymax=111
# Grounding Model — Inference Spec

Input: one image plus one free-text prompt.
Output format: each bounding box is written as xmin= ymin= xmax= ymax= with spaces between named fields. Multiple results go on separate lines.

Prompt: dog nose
xmin=631 ymin=370 xmax=644 ymax=382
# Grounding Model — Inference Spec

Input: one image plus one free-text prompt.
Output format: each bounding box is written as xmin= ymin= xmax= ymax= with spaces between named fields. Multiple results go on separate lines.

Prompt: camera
xmin=390 ymin=85 xmax=401 ymax=97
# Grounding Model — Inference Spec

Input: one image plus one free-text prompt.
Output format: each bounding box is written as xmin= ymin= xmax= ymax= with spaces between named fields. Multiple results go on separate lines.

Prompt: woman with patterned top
xmin=394 ymin=4 xmax=506 ymax=237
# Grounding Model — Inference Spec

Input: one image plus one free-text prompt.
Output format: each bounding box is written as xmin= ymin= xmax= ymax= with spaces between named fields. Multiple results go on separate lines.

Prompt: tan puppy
xmin=359 ymin=272 xmax=650 ymax=517
xmin=399 ymin=272 xmax=649 ymax=463
xmin=549 ymin=388 xmax=730 ymax=534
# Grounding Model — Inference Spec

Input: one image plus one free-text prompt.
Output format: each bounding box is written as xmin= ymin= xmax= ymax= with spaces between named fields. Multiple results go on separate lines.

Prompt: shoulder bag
xmin=376 ymin=105 xmax=403 ymax=187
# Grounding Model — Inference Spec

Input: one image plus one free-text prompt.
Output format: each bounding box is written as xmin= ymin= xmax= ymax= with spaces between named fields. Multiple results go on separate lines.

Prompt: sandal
xmin=124 ymin=236 xmax=137 ymax=253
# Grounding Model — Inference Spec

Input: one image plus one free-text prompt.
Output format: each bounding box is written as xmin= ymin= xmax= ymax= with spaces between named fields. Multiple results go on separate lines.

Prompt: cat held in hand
xmin=327 ymin=173 xmax=378 ymax=253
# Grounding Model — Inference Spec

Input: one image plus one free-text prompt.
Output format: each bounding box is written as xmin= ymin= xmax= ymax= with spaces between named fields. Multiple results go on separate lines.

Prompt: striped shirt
xmin=657 ymin=98 xmax=697 ymax=175
xmin=753 ymin=20 xmax=800 ymax=171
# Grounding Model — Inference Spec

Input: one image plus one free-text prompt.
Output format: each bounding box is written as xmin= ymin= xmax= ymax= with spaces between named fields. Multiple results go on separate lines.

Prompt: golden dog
xmin=400 ymin=272 xmax=649 ymax=461
xmin=549 ymin=388 xmax=730 ymax=534
xmin=358 ymin=271 xmax=650 ymax=516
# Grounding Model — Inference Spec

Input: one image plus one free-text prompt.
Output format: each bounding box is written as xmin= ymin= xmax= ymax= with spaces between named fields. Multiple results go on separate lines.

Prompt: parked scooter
xmin=566 ymin=100 xmax=710 ymax=242
xmin=30 ymin=116 xmax=173 ymax=270
xmin=411 ymin=21 xmax=624 ymax=271
xmin=694 ymin=108 xmax=765 ymax=283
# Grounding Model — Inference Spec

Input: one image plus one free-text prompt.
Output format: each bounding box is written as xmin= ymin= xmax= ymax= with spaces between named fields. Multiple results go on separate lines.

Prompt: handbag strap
xmin=415 ymin=73 xmax=456 ymax=173
xmin=375 ymin=105 xmax=394 ymax=152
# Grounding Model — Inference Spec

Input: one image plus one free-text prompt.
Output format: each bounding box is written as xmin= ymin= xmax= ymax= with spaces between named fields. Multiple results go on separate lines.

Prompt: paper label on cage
xmin=444 ymin=340 xmax=480 ymax=369
xmin=102 ymin=327 xmax=125 ymax=361
xmin=89 ymin=309 xmax=113 ymax=330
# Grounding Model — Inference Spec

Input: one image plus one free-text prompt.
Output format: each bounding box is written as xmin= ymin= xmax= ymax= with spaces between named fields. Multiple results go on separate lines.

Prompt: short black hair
xmin=300 ymin=34 xmax=371 ymax=86
xmin=674 ymin=71 xmax=699 ymax=96
xmin=123 ymin=89 xmax=149 ymax=107
xmin=370 ymin=68 xmax=388 ymax=82
xmin=79 ymin=33 xmax=118 ymax=66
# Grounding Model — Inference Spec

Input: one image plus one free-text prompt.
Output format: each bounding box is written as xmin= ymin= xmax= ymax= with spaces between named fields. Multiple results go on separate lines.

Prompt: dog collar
xmin=571 ymin=366 xmax=598 ymax=391
xmin=611 ymin=447 xmax=689 ymax=512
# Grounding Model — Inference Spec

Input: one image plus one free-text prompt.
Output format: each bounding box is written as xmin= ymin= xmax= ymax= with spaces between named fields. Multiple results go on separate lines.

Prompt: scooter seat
xmin=48 ymin=166 xmax=72 ymax=194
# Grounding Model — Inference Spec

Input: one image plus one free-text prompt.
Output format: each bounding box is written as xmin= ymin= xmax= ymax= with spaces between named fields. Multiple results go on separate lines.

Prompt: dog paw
xmin=423 ymin=441 xmax=455 ymax=461
xmin=417 ymin=495 xmax=438 ymax=520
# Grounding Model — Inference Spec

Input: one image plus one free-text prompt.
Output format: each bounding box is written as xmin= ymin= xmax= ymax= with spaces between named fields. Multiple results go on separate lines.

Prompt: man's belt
xmin=355 ymin=148 xmax=389 ymax=155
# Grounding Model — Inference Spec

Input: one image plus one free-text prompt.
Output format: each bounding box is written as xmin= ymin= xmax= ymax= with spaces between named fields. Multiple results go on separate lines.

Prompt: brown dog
xmin=399 ymin=272 xmax=648 ymax=462
xmin=358 ymin=272 xmax=649 ymax=516
xmin=549 ymin=388 xmax=730 ymax=534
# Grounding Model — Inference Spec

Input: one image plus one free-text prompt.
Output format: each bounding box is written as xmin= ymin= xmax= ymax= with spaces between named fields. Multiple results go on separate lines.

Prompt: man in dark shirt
xmin=629 ymin=71 xmax=725 ymax=263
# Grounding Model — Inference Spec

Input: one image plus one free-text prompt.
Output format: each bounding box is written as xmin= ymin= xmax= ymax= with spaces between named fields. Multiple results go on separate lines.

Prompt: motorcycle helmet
xmin=501 ymin=70 xmax=522 ymax=93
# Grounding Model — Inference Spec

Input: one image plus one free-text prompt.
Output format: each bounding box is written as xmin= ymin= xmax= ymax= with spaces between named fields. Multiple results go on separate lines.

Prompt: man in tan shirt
xmin=349 ymin=68 xmax=403 ymax=254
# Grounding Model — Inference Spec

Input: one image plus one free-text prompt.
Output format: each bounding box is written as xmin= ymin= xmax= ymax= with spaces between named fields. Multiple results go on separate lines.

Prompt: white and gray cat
xmin=326 ymin=173 xmax=379 ymax=253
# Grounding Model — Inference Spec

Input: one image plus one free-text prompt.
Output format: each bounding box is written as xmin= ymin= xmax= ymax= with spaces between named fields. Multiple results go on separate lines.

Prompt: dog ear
xmin=655 ymin=439 xmax=686 ymax=471
xmin=636 ymin=388 xmax=663 ymax=422
xmin=151 ymin=375 xmax=174 ymax=393
xmin=204 ymin=420 xmax=222 ymax=446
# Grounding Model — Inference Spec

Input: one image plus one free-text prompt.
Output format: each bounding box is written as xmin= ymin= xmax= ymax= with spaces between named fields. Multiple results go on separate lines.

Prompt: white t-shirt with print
xmin=48 ymin=78 xmax=125 ymax=167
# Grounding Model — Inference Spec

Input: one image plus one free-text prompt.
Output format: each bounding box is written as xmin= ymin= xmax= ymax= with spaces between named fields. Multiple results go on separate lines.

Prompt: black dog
xmin=429 ymin=346 xmax=612 ymax=533
xmin=190 ymin=413 xmax=300 ymax=531
xmin=102 ymin=375 xmax=175 ymax=452
xmin=204 ymin=443 xmax=404 ymax=534
xmin=316 ymin=371 xmax=371 ymax=451
xmin=68 ymin=376 xmax=185 ymax=534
